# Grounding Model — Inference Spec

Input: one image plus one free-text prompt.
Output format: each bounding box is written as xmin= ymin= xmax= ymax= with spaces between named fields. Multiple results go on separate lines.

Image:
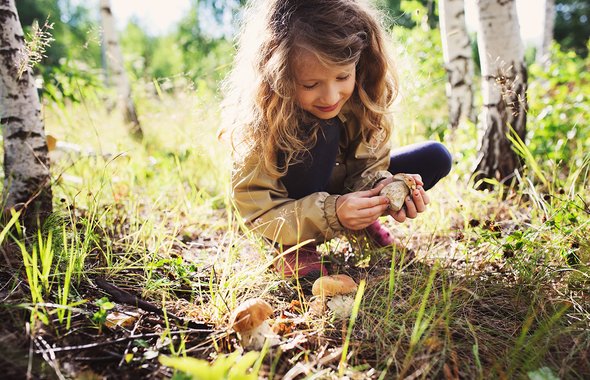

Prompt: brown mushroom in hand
xmin=380 ymin=173 xmax=417 ymax=212
xmin=229 ymin=298 xmax=280 ymax=349
xmin=311 ymin=274 xmax=358 ymax=319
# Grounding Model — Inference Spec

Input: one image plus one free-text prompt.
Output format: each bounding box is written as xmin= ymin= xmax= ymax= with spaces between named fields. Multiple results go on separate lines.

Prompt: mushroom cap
xmin=230 ymin=298 xmax=274 ymax=333
xmin=380 ymin=174 xmax=416 ymax=212
xmin=392 ymin=173 xmax=417 ymax=190
xmin=312 ymin=274 xmax=358 ymax=297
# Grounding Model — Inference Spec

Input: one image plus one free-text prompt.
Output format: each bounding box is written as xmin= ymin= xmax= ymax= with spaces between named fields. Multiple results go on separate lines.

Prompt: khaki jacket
xmin=231 ymin=110 xmax=392 ymax=245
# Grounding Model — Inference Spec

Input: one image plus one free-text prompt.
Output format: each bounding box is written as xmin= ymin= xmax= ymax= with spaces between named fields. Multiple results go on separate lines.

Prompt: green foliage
xmin=43 ymin=59 xmax=105 ymax=105
xmin=160 ymin=351 xmax=261 ymax=380
xmin=118 ymin=0 xmax=236 ymax=87
xmin=527 ymin=43 xmax=590 ymax=170
xmin=555 ymin=0 xmax=590 ymax=57
xmin=92 ymin=297 xmax=115 ymax=325
xmin=391 ymin=25 xmax=448 ymax=142
xmin=378 ymin=0 xmax=438 ymax=29
xmin=528 ymin=367 xmax=560 ymax=380
xmin=16 ymin=0 xmax=65 ymax=67
xmin=173 ymin=2 xmax=234 ymax=86
xmin=16 ymin=0 xmax=101 ymax=80
xmin=3 ymin=3 xmax=590 ymax=378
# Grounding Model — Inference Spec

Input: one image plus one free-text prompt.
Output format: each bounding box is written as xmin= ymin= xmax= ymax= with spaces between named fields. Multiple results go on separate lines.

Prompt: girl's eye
xmin=337 ymin=74 xmax=351 ymax=81
xmin=303 ymin=83 xmax=317 ymax=90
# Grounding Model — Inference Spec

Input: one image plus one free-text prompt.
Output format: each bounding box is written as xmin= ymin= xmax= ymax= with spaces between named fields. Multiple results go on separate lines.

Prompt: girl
xmin=222 ymin=0 xmax=452 ymax=280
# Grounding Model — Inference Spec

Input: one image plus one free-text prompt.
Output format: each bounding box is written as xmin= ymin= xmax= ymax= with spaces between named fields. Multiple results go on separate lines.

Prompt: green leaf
xmin=159 ymin=356 xmax=212 ymax=379
xmin=527 ymin=367 xmax=560 ymax=380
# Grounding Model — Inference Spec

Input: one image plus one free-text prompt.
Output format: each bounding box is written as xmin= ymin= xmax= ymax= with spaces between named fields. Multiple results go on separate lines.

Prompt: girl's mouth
xmin=315 ymin=102 xmax=339 ymax=113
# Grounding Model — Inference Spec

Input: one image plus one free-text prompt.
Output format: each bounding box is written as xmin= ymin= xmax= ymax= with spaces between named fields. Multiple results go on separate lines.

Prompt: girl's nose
xmin=320 ymin=85 xmax=339 ymax=105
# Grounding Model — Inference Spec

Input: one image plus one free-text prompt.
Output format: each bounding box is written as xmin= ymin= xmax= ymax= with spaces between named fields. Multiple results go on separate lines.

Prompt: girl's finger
xmin=358 ymin=185 xmax=385 ymax=198
xmin=419 ymin=186 xmax=430 ymax=205
xmin=411 ymin=188 xmax=426 ymax=213
xmin=411 ymin=174 xmax=424 ymax=187
xmin=391 ymin=208 xmax=407 ymax=223
xmin=356 ymin=204 xmax=389 ymax=219
xmin=404 ymin=196 xmax=418 ymax=218
xmin=358 ymin=196 xmax=390 ymax=210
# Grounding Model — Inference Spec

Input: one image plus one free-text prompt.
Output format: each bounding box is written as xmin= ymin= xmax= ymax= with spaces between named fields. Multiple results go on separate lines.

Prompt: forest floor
xmin=0 ymin=88 xmax=589 ymax=379
xmin=1 ymin=187 xmax=589 ymax=379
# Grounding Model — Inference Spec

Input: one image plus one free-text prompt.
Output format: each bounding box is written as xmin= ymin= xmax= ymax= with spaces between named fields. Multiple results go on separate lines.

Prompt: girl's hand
xmin=336 ymin=185 xmax=390 ymax=230
xmin=384 ymin=174 xmax=430 ymax=223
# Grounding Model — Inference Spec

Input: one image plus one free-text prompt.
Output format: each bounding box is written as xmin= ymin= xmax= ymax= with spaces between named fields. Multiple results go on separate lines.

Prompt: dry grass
xmin=0 ymin=77 xmax=589 ymax=379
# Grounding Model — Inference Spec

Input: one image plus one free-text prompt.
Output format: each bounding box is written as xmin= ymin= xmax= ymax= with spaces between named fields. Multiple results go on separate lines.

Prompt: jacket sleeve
xmin=343 ymin=117 xmax=392 ymax=192
xmin=231 ymin=153 xmax=345 ymax=246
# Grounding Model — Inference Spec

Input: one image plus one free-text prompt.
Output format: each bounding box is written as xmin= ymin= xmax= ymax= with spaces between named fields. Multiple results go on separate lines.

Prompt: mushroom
xmin=380 ymin=173 xmax=417 ymax=212
xmin=311 ymin=274 xmax=358 ymax=319
xmin=229 ymin=298 xmax=280 ymax=349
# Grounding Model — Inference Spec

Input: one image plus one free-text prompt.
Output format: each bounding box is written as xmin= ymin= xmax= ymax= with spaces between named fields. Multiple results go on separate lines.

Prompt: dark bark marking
xmin=0 ymin=47 xmax=18 ymax=60
xmin=453 ymin=79 xmax=466 ymax=87
xmin=0 ymin=116 xmax=22 ymax=125
xmin=450 ymin=55 xmax=471 ymax=62
xmin=6 ymin=130 xmax=42 ymax=140
xmin=0 ymin=9 xmax=16 ymax=25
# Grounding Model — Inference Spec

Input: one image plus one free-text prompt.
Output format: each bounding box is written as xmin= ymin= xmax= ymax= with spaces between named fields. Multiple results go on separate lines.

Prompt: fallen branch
xmin=94 ymin=277 xmax=211 ymax=330
xmin=33 ymin=330 xmax=213 ymax=354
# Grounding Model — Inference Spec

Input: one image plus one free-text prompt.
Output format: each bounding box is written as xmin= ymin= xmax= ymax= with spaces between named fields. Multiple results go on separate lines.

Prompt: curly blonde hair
xmin=221 ymin=0 xmax=398 ymax=177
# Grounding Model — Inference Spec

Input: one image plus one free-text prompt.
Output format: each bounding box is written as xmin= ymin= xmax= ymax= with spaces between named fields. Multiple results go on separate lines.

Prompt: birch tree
xmin=537 ymin=0 xmax=555 ymax=63
xmin=473 ymin=0 xmax=528 ymax=190
xmin=439 ymin=0 xmax=475 ymax=129
xmin=99 ymin=0 xmax=143 ymax=140
xmin=0 ymin=0 xmax=52 ymax=228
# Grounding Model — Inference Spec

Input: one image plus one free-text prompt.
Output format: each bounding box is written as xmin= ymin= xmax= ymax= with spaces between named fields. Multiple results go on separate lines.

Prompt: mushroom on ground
xmin=380 ymin=173 xmax=417 ymax=212
xmin=311 ymin=274 xmax=358 ymax=319
xmin=229 ymin=298 xmax=280 ymax=349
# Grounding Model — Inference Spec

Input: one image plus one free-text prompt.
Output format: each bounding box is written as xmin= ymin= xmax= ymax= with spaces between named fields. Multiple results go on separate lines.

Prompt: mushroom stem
xmin=239 ymin=320 xmax=280 ymax=349
xmin=327 ymin=295 xmax=355 ymax=319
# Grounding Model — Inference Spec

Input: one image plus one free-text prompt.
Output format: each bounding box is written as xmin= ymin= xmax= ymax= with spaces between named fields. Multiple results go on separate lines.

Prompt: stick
xmin=94 ymin=277 xmax=211 ymax=330
xmin=33 ymin=330 xmax=213 ymax=354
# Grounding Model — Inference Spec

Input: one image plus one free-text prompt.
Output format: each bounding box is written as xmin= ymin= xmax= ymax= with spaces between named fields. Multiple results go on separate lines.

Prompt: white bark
xmin=473 ymin=0 xmax=528 ymax=189
xmin=0 ymin=0 xmax=52 ymax=225
xmin=99 ymin=0 xmax=143 ymax=139
xmin=537 ymin=0 xmax=555 ymax=63
xmin=439 ymin=0 xmax=476 ymax=128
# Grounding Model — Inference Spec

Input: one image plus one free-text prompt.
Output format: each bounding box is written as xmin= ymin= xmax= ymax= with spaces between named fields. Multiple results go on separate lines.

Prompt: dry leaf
xmin=105 ymin=311 xmax=139 ymax=329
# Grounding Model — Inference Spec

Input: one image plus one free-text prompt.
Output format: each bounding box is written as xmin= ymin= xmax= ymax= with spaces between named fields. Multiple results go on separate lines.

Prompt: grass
xmin=0 ymin=69 xmax=589 ymax=379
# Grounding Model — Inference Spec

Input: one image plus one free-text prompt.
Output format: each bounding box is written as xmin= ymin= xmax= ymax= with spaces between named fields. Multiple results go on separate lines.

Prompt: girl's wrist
xmin=324 ymin=194 xmax=344 ymax=231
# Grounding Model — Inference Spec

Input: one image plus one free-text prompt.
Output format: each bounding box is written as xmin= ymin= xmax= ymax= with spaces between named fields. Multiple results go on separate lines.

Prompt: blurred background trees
xmin=15 ymin=0 xmax=589 ymax=96
xmin=10 ymin=0 xmax=589 ymax=187
xmin=555 ymin=0 xmax=590 ymax=57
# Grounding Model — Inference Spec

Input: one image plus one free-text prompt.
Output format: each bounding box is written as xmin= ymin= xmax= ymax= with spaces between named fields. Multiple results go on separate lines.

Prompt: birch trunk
xmin=0 ymin=0 xmax=52 ymax=228
xmin=439 ymin=0 xmax=476 ymax=128
xmin=473 ymin=0 xmax=528 ymax=190
xmin=99 ymin=0 xmax=143 ymax=140
xmin=537 ymin=0 xmax=555 ymax=63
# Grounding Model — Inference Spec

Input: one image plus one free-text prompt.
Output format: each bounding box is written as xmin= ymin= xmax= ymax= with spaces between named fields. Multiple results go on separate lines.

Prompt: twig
xmin=26 ymin=323 xmax=33 ymax=380
xmin=283 ymin=346 xmax=343 ymax=380
xmin=211 ymin=266 xmax=231 ymax=315
xmin=94 ymin=277 xmax=211 ymax=329
xmin=33 ymin=330 xmax=214 ymax=354
xmin=118 ymin=314 xmax=142 ymax=367
xmin=577 ymin=194 xmax=590 ymax=214
xmin=34 ymin=335 xmax=66 ymax=380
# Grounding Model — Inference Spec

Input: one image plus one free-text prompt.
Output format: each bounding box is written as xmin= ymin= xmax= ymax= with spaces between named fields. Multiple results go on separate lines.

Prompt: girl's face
xmin=292 ymin=49 xmax=356 ymax=120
